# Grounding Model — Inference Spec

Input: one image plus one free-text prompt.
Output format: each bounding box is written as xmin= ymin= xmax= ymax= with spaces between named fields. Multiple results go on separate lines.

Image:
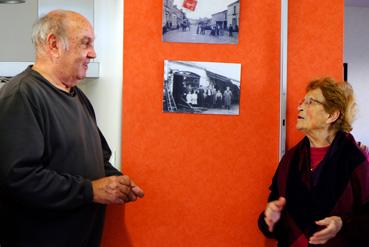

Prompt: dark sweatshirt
xmin=0 ymin=66 xmax=121 ymax=247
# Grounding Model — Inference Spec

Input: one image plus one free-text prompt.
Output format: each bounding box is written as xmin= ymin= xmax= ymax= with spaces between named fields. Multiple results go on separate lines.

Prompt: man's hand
xmin=264 ymin=197 xmax=286 ymax=232
xmin=130 ymin=179 xmax=144 ymax=199
xmin=92 ymin=175 xmax=144 ymax=204
xmin=309 ymin=216 xmax=342 ymax=245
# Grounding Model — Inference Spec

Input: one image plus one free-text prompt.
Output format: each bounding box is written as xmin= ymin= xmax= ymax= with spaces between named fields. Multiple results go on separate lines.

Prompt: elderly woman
xmin=258 ymin=77 xmax=369 ymax=246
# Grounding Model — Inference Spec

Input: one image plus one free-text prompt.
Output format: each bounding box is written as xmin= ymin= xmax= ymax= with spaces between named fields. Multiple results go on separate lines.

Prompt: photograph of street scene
xmin=162 ymin=0 xmax=240 ymax=44
xmin=163 ymin=60 xmax=241 ymax=115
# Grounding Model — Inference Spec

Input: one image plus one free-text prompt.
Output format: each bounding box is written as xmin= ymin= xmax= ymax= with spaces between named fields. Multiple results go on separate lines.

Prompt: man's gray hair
xmin=31 ymin=10 xmax=69 ymax=52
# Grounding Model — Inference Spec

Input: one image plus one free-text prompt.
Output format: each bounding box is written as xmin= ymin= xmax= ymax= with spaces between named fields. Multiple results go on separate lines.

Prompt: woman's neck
xmin=306 ymin=129 xmax=336 ymax=147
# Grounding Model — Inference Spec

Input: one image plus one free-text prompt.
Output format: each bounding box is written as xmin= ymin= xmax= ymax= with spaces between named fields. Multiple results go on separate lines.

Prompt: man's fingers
xmin=117 ymin=175 xmax=131 ymax=186
xmin=132 ymin=185 xmax=145 ymax=198
xmin=92 ymin=175 xmax=144 ymax=204
xmin=127 ymin=191 xmax=137 ymax=202
xmin=130 ymin=179 xmax=144 ymax=198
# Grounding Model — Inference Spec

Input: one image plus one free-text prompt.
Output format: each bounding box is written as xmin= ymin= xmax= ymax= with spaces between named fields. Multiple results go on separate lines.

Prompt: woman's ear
xmin=327 ymin=110 xmax=340 ymax=124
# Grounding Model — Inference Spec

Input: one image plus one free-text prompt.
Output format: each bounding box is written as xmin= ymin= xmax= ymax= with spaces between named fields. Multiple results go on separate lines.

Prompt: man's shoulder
xmin=0 ymin=67 xmax=38 ymax=99
xmin=0 ymin=67 xmax=52 ymax=112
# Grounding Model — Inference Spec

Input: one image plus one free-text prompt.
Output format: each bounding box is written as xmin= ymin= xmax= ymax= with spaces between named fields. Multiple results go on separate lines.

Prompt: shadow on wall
xmin=101 ymin=205 xmax=133 ymax=247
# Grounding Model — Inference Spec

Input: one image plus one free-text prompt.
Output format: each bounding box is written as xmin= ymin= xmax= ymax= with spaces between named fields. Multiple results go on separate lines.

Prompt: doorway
xmin=344 ymin=0 xmax=369 ymax=145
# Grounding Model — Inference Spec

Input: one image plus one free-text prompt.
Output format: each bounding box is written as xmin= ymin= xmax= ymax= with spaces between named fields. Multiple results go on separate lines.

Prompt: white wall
xmin=79 ymin=0 xmax=123 ymax=169
xmin=344 ymin=6 xmax=369 ymax=145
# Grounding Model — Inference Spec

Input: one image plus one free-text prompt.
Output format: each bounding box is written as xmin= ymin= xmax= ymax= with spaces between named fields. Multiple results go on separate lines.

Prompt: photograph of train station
xmin=163 ymin=60 xmax=241 ymax=115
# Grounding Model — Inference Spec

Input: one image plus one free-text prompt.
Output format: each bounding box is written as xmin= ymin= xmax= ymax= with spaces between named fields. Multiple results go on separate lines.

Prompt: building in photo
xmin=211 ymin=10 xmax=227 ymax=30
xmin=227 ymin=0 xmax=240 ymax=32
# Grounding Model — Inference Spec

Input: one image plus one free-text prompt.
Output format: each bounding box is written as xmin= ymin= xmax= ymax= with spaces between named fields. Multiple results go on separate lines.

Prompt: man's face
xmin=59 ymin=17 xmax=96 ymax=86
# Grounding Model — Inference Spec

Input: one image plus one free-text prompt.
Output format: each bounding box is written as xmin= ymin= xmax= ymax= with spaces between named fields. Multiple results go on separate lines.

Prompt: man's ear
xmin=327 ymin=110 xmax=340 ymax=124
xmin=46 ymin=33 xmax=61 ymax=58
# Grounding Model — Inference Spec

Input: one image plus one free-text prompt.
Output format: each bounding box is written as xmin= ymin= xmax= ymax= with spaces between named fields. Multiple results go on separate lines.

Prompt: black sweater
xmin=0 ymin=66 xmax=121 ymax=247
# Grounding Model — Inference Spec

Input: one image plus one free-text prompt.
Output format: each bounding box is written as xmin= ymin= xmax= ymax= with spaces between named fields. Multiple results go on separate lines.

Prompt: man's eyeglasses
xmin=298 ymin=97 xmax=325 ymax=106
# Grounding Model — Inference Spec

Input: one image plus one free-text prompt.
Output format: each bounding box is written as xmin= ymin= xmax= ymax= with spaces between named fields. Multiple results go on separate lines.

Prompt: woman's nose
xmin=297 ymin=103 xmax=303 ymax=111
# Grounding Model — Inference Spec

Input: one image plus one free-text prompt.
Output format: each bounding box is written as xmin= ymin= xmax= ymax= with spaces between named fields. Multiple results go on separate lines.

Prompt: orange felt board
xmin=286 ymin=0 xmax=344 ymax=147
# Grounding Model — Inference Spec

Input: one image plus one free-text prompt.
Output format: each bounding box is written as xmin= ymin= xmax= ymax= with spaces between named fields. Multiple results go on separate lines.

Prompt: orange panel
xmin=102 ymin=0 xmax=343 ymax=247
xmin=286 ymin=0 xmax=344 ymax=147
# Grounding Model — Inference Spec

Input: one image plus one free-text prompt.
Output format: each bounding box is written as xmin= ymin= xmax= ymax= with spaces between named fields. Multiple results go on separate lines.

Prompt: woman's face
xmin=296 ymin=88 xmax=331 ymax=134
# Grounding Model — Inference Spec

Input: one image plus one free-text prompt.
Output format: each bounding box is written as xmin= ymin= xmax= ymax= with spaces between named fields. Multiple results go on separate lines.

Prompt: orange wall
xmin=102 ymin=1 xmax=343 ymax=246
xmin=286 ymin=0 xmax=344 ymax=147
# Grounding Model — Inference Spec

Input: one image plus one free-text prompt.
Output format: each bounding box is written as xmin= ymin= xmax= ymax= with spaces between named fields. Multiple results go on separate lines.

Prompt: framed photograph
xmin=162 ymin=0 xmax=240 ymax=44
xmin=163 ymin=60 xmax=241 ymax=115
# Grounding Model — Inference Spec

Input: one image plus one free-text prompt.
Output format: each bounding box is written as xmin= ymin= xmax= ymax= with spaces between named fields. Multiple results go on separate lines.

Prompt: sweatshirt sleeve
xmin=77 ymin=88 xmax=122 ymax=177
xmin=98 ymin=128 xmax=122 ymax=176
xmin=75 ymin=87 xmax=122 ymax=177
xmin=0 ymin=91 xmax=93 ymax=211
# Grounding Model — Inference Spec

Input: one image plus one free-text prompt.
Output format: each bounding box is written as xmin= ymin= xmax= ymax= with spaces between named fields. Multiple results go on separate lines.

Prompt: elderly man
xmin=0 ymin=10 xmax=143 ymax=247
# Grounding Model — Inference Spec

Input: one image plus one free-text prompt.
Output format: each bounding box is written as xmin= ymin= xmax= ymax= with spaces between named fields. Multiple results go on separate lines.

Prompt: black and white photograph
xmin=162 ymin=0 xmax=240 ymax=44
xmin=163 ymin=60 xmax=241 ymax=115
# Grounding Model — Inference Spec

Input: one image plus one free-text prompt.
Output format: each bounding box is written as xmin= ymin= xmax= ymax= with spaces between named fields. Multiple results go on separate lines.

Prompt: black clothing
xmin=258 ymin=132 xmax=369 ymax=246
xmin=0 ymin=66 xmax=121 ymax=247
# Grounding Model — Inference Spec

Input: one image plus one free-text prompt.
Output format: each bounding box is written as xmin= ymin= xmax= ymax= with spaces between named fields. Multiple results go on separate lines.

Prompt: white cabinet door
xmin=0 ymin=1 xmax=38 ymax=62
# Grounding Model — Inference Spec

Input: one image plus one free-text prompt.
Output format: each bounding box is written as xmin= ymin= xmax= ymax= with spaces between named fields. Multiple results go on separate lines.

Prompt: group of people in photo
xmin=184 ymin=85 xmax=233 ymax=110
xmin=196 ymin=23 xmax=238 ymax=37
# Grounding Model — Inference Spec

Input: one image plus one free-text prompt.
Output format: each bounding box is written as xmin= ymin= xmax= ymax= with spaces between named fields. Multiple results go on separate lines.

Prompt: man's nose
xmin=88 ymin=47 xmax=96 ymax=59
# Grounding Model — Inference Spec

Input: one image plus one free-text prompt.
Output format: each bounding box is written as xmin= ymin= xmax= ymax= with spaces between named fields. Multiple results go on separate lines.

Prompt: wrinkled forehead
xmin=306 ymin=88 xmax=325 ymax=100
xmin=65 ymin=13 xmax=95 ymax=39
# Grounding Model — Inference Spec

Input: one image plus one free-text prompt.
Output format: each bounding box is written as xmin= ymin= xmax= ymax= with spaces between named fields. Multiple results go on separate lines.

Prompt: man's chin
xmin=76 ymin=72 xmax=87 ymax=81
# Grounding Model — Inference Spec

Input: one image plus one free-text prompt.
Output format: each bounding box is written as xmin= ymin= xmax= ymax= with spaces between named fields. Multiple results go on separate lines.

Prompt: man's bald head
xmin=31 ymin=10 xmax=91 ymax=54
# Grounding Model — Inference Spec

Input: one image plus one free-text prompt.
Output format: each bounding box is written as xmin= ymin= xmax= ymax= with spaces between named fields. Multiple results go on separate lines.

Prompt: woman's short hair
xmin=31 ymin=10 xmax=69 ymax=52
xmin=306 ymin=77 xmax=356 ymax=133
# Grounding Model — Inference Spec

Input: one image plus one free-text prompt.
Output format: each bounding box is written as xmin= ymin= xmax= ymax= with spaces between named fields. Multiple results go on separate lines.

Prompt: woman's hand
xmin=264 ymin=197 xmax=286 ymax=232
xmin=309 ymin=216 xmax=342 ymax=245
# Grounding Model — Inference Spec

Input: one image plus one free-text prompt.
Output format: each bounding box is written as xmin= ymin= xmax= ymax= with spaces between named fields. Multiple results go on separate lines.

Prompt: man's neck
xmin=32 ymin=63 xmax=71 ymax=93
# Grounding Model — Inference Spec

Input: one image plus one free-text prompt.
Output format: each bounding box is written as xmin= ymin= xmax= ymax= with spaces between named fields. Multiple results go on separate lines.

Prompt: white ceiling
xmin=345 ymin=0 xmax=369 ymax=7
